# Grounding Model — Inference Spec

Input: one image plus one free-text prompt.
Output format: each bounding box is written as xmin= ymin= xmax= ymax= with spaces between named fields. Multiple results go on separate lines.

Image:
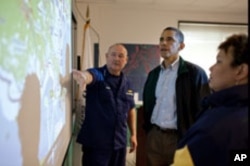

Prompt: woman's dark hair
xmin=218 ymin=34 xmax=248 ymax=67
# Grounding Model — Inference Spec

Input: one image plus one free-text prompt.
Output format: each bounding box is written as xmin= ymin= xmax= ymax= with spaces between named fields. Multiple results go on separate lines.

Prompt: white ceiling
xmin=76 ymin=0 xmax=248 ymax=14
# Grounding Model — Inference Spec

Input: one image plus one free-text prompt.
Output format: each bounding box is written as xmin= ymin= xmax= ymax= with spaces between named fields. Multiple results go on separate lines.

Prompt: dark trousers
xmin=146 ymin=126 xmax=178 ymax=166
xmin=81 ymin=146 xmax=126 ymax=166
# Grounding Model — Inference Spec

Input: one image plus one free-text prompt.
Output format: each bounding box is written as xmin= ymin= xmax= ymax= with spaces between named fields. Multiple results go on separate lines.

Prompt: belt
xmin=153 ymin=124 xmax=177 ymax=134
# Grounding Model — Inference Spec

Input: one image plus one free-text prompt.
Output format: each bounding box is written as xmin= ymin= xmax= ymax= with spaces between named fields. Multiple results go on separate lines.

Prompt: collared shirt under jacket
xmin=143 ymin=56 xmax=210 ymax=140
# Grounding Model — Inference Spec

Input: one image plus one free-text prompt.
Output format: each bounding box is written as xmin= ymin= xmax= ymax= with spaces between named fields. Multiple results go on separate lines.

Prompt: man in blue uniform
xmin=72 ymin=43 xmax=137 ymax=166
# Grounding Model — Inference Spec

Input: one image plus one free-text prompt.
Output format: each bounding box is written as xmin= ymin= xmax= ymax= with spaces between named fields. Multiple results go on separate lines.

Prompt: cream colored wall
xmin=72 ymin=3 xmax=248 ymax=67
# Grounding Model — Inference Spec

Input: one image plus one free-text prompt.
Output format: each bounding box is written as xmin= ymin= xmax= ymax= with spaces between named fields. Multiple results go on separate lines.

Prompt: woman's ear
xmin=236 ymin=63 xmax=248 ymax=82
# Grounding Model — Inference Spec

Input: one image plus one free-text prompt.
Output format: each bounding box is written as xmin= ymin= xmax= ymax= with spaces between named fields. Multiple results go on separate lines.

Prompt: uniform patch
xmin=126 ymin=90 xmax=134 ymax=96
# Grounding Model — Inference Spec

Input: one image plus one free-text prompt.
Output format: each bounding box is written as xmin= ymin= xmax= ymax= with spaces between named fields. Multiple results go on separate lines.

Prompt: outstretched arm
xmin=72 ymin=69 xmax=93 ymax=90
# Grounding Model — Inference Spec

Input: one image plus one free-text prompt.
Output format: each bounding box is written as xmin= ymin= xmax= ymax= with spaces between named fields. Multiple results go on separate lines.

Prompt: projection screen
xmin=0 ymin=0 xmax=72 ymax=165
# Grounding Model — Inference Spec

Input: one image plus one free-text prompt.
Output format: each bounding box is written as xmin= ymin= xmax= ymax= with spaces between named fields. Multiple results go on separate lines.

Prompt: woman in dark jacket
xmin=172 ymin=33 xmax=248 ymax=166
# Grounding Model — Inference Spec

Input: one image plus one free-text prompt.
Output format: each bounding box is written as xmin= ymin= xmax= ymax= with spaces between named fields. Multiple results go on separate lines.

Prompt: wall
xmin=72 ymin=3 xmax=247 ymax=66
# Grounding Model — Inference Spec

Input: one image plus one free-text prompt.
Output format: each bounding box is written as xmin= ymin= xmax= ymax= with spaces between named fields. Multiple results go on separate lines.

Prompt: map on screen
xmin=0 ymin=0 xmax=72 ymax=165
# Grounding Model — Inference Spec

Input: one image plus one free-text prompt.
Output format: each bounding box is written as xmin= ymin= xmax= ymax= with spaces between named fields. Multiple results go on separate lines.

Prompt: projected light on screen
xmin=0 ymin=0 xmax=72 ymax=165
